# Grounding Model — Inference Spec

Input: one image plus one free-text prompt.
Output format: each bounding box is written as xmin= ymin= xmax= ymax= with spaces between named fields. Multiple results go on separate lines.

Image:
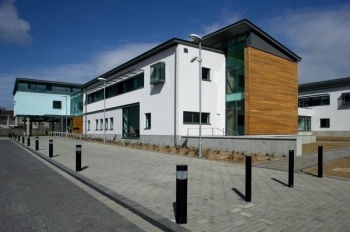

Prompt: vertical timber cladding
xmin=245 ymin=47 xmax=298 ymax=135
xmin=72 ymin=116 xmax=83 ymax=134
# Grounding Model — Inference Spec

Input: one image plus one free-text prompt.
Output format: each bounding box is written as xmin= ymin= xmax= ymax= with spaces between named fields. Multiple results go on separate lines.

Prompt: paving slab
xmin=12 ymin=136 xmax=350 ymax=231
xmin=255 ymin=147 xmax=350 ymax=171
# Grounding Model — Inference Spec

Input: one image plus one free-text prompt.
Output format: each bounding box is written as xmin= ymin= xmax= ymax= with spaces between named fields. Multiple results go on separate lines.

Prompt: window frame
xmin=202 ymin=67 xmax=211 ymax=81
xmin=105 ymin=118 xmax=108 ymax=130
xmin=183 ymin=111 xmax=210 ymax=124
xmin=95 ymin=119 xmax=98 ymax=131
xmin=145 ymin=113 xmax=151 ymax=129
xmin=320 ymin=118 xmax=330 ymax=128
xmin=342 ymin=92 xmax=350 ymax=104
xmin=150 ymin=62 xmax=165 ymax=85
xmin=109 ymin=117 xmax=113 ymax=130
xmin=53 ymin=101 xmax=62 ymax=109
xmin=100 ymin=119 xmax=103 ymax=130
xmin=87 ymin=120 xmax=90 ymax=131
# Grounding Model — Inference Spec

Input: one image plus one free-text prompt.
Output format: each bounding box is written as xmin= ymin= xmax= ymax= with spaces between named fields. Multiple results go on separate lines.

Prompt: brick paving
xmin=255 ymin=147 xmax=350 ymax=172
xmin=11 ymin=136 xmax=350 ymax=231
xmin=0 ymin=139 xmax=146 ymax=232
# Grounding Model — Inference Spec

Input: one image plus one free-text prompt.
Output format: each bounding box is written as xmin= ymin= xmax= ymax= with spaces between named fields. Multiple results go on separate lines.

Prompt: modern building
xmin=13 ymin=19 xmax=301 ymax=145
xmin=13 ymin=78 xmax=83 ymax=135
xmin=298 ymin=77 xmax=350 ymax=136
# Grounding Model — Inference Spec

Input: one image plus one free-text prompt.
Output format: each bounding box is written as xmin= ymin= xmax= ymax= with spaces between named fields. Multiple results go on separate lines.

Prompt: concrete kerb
xmin=11 ymin=138 xmax=190 ymax=232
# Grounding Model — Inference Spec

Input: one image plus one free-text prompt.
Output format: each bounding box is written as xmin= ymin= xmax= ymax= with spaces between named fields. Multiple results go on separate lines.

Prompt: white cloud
xmin=267 ymin=4 xmax=350 ymax=83
xmin=0 ymin=42 xmax=159 ymax=110
xmin=94 ymin=43 xmax=158 ymax=75
xmin=201 ymin=7 xmax=245 ymax=35
xmin=0 ymin=0 xmax=32 ymax=45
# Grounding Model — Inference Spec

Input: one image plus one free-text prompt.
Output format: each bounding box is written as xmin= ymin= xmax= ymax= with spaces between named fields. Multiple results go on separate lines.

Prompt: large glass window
xmin=226 ymin=35 xmax=246 ymax=94
xmin=226 ymin=100 xmax=244 ymax=136
xmin=70 ymin=92 xmax=83 ymax=116
xmin=183 ymin=111 xmax=210 ymax=124
xmin=150 ymin=62 xmax=165 ymax=84
xmin=88 ymin=73 xmax=144 ymax=104
xmin=298 ymin=116 xmax=311 ymax=131
xmin=18 ymin=83 xmax=29 ymax=91
xmin=298 ymin=95 xmax=330 ymax=107
xmin=122 ymin=105 xmax=140 ymax=138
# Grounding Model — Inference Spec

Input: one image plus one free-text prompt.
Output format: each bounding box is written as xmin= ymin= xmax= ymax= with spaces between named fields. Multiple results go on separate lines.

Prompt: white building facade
xmin=82 ymin=39 xmax=226 ymax=145
xmin=298 ymin=77 xmax=350 ymax=136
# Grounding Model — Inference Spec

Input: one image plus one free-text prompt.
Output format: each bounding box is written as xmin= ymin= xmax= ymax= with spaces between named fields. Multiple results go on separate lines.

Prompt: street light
xmin=61 ymin=95 xmax=68 ymax=137
xmin=98 ymin=77 xmax=106 ymax=143
xmin=189 ymin=33 xmax=203 ymax=158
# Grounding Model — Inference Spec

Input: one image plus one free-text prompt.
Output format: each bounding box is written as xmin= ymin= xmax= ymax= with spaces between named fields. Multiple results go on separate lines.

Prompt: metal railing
xmin=186 ymin=127 xmax=239 ymax=136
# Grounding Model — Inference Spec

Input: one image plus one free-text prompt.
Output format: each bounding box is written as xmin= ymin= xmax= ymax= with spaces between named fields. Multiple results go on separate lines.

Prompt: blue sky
xmin=1 ymin=0 xmax=350 ymax=110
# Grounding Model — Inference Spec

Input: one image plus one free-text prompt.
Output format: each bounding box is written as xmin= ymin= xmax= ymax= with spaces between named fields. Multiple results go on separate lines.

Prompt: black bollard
xmin=18 ymin=135 xmax=20 ymax=142
xmin=35 ymin=137 xmax=39 ymax=150
xmin=176 ymin=164 xmax=188 ymax=224
xmin=8 ymin=133 xmax=10 ymax=138
xmin=49 ymin=140 xmax=53 ymax=158
xmin=318 ymin=146 xmax=323 ymax=178
xmin=22 ymin=136 xmax=24 ymax=144
xmin=245 ymin=156 xmax=252 ymax=202
xmin=15 ymin=134 xmax=17 ymax=140
xmin=288 ymin=150 xmax=294 ymax=188
xmin=76 ymin=145 xmax=82 ymax=171
xmin=27 ymin=137 xmax=30 ymax=146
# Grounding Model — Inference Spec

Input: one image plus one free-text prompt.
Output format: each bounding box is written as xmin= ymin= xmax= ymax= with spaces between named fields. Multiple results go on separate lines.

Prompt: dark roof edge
xmin=203 ymin=19 xmax=301 ymax=62
xmin=81 ymin=38 xmax=223 ymax=89
xmin=299 ymin=77 xmax=350 ymax=92
xmin=13 ymin=78 xmax=83 ymax=95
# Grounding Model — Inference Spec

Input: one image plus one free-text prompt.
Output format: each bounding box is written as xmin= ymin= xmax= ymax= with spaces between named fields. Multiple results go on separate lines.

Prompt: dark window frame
xmin=183 ymin=111 xmax=210 ymax=124
xmin=145 ymin=113 xmax=151 ymax=129
xmin=320 ymin=118 xmax=330 ymax=128
xmin=202 ymin=67 xmax=210 ymax=81
xmin=53 ymin=101 xmax=62 ymax=109
xmin=150 ymin=62 xmax=165 ymax=85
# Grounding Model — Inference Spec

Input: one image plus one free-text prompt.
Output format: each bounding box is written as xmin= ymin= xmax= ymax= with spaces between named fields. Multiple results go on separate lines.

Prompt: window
xmin=105 ymin=118 xmax=108 ymax=130
xmin=53 ymin=101 xmax=62 ymax=109
xmin=95 ymin=119 xmax=98 ymax=130
xmin=100 ymin=119 xmax=103 ymax=130
xmin=87 ymin=120 xmax=90 ymax=131
xmin=109 ymin=117 xmax=113 ymax=130
xmin=183 ymin=111 xmax=210 ymax=124
xmin=184 ymin=48 xmax=188 ymax=53
xmin=145 ymin=113 xmax=151 ymax=129
xmin=150 ymin=62 xmax=165 ymax=84
xmin=342 ymin=92 xmax=350 ymax=104
xmin=298 ymin=95 xmax=330 ymax=107
xmin=320 ymin=118 xmax=330 ymax=128
xmin=122 ymin=105 xmax=140 ymax=138
xmin=88 ymin=73 xmax=144 ymax=104
xmin=202 ymin=67 xmax=210 ymax=80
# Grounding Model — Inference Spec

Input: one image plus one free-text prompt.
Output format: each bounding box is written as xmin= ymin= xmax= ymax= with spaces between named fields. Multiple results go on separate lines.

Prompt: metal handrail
xmin=186 ymin=127 xmax=239 ymax=136
xmin=224 ymin=127 xmax=239 ymax=136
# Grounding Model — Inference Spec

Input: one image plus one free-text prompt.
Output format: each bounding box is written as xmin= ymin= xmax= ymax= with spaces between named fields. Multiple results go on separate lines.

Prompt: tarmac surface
xmin=5 ymin=136 xmax=350 ymax=231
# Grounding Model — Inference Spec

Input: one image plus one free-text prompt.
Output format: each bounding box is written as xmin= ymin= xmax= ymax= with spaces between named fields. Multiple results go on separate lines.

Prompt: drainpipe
xmin=174 ymin=47 xmax=177 ymax=146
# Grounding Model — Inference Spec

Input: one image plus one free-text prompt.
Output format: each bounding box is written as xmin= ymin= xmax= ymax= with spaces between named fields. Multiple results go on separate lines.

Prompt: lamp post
xmin=98 ymin=77 xmax=106 ymax=143
xmin=189 ymin=33 xmax=203 ymax=158
xmin=61 ymin=95 xmax=68 ymax=137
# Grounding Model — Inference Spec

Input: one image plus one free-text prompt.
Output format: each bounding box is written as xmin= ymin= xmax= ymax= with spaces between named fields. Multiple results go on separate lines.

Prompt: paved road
xmin=0 ymin=139 xmax=145 ymax=232
xmin=255 ymin=147 xmax=350 ymax=172
xmin=20 ymin=136 xmax=350 ymax=232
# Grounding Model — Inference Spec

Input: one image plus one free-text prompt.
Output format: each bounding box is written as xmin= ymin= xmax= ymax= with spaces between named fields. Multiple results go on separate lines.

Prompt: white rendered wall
xmin=176 ymin=44 xmax=226 ymax=136
xmin=299 ymin=86 xmax=350 ymax=131
xmin=84 ymin=46 xmax=177 ymax=137
xmin=14 ymin=92 xmax=71 ymax=116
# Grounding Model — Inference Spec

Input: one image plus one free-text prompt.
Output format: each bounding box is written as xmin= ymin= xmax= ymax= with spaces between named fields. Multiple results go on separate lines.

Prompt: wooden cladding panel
xmin=72 ymin=116 xmax=83 ymax=134
xmin=245 ymin=47 xmax=298 ymax=135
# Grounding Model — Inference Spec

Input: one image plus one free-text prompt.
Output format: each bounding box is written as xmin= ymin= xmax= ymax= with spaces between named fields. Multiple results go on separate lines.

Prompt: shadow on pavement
xmin=81 ymin=166 xmax=89 ymax=171
xmin=231 ymin=188 xmax=245 ymax=200
xmin=271 ymin=178 xmax=288 ymax=187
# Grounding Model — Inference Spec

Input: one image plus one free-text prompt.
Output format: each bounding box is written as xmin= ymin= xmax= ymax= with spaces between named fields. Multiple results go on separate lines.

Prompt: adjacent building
xmin=298 ymin=77 xmax=350 ymax=136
